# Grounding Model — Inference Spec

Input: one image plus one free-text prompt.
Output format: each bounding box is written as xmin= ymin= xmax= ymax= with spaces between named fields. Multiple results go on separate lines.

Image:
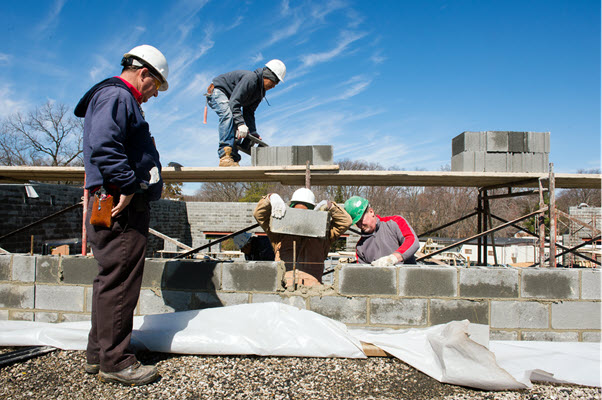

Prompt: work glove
xmin=269 ymin=193 xmax=286 ymax=219
xmin=371 ymin=254 xmax=399 ymax=267
xmin=315 ymin=200 xmax=330 ymax=212
xmin=236 ymin=124 xmax=249 ymax=139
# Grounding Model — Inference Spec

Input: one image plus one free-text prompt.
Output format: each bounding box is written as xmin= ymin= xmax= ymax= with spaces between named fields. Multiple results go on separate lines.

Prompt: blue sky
xmin=1 ymin=0 xmax=600 ymax=194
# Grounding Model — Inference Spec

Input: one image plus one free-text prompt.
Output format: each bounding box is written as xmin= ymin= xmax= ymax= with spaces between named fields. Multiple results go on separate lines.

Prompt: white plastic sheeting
xmin=0 ymin=303 xmax=598 ymax=390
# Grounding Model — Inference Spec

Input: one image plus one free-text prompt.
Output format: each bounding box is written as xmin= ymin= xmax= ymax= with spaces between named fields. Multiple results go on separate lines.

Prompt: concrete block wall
xmin=451 ymin=131 xmax=550 ymax=173
xmin=1 ymin=253 xmax=599 ymax=342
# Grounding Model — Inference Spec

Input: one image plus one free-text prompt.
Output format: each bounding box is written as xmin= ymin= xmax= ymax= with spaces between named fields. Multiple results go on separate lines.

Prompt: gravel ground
xmin=0 ymin=347 xmax=600 ymax=400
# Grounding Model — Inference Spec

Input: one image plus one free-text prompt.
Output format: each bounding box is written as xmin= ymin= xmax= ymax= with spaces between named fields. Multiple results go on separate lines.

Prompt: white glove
xmin=314 ymin=200 xmax=329 ymax=211
xmin=236 ymin=124 xmax=249 ymax=139
xmin=269 ymin=193 xmax=286 ymax=219
xmin=371 ymin=254 xmax=399 ymax=267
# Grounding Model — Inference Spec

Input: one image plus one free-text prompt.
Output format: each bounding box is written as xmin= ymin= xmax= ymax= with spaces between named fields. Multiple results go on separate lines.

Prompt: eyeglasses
xmin=147 ymin=70 xmax=162 ymax=91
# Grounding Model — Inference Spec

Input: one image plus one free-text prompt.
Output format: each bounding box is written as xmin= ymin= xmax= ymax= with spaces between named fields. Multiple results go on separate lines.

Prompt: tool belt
xmin=206 ymin=83 xmax=214 ymax=95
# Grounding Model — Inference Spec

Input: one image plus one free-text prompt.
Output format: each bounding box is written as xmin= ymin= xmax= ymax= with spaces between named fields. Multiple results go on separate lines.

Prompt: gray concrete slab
xmin=507 ymin=131 xmax=526 ymax=152
xmin=339 ymin=265 xmax=397 ymax=295
xmin=582 ymin=269 xmax=601 ymax=300
xmin=309 ymin=296 xmax=367 ymax=325
xmin=162 ymin=260 xmax=221 ymax=291
xmin=486 ymin=131 xmax=508 ymax=152
xmin=399 ymin=266 xmax=457 ymax=297
xmin=369 ymin=298 xmax=427 ymax=326
xmin=270 ymin=208 xmax=330 ymax=238
xmin=61 ymin=256 xmax=97 ymax=284
xmin=521 ymin=269 xmax=579 ymax=299
xmin=490 ymin=300 xmax=548 ymax=329
xmin=35 ymin=256 xmax=61 ymax=284
xmin=520 ymin=331 xmax=579 ymax=342
xmin=35 ymin=285 xmax=84 ymax=312
xmin=12 ymin=255 xmax=35 ymax=282
xmin=221 ymin=262 xmax=281 ymax=292
xmin=0 ymin=254 xmax=10 ymax=281
xmin=0 ymin=283 xmax=34 ymax=308
xmin=430 ymin=299 xmax=488 ymax=325
xmin=551 ymin=302 xmax=601 ymax=329
xmin=459 ymin=268 xmax=518 ymax=298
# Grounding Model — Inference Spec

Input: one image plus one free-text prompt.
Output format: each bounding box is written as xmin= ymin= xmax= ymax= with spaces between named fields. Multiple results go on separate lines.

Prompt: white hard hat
xmin=265 ymin=59 xmax=286 ymax=83
xmin=123 ymin=45 xmax=169 ymax=91
xmin=290 ymin=188 xmax=316 ymax=208
xmin=233 ymin=232 xmax=252 ymax=250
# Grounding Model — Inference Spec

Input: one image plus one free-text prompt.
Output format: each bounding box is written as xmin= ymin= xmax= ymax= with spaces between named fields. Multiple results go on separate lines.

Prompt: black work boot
xmin=99 ymin=362 xmax=159 ymax=386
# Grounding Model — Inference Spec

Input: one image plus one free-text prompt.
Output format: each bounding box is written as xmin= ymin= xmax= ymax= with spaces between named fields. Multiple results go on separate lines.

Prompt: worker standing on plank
xmin=254 ymin=188 xmax=352 ymax=287
xmin=74 ymin=44 xmax=169 ymax=386
xmin=344 ymin=196 xmax=419 ymax=266
xmin=205 ymin=59 xmax=286 ymax=167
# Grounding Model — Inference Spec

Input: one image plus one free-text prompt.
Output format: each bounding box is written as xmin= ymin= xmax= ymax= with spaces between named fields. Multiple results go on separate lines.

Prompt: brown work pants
xmin=85 ymin=195 xmax=149 ymax=372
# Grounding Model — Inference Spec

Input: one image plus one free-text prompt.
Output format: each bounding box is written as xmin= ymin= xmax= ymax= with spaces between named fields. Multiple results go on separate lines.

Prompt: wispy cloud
xmin=251 ymin=53 xmax=264 ymax=64
xmin=299 ymin=30 xmax=366 ymax=68
xmin=89 ymin=56 xmax=113 ymax=82
xmin=0 ymin=84 xmax=31 ymax=118
xmin=310 ymin=0 xmax=348 ymax=21
xmin=35 ymin=0 xmax=66 ymax=34
xmin=0 ymin=53 xmax=11 ymax=65
xmin=336 ymin=75 xmax=371 ymax=100
xmin=370 ymin=51 xmax=386 ymax=64
xmin=264 ymin=18 xmax=303 ymax=48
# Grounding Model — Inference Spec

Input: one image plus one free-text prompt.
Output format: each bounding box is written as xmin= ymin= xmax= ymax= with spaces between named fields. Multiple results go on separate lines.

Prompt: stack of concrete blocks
xmin=451 ymin=131 xmax=550 ymax=173
xmin=251 ymin=145 xmax=333 ymax=166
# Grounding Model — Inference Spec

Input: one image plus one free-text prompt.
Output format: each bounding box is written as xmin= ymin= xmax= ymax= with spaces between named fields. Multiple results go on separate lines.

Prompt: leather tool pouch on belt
xmin=90 ymin=189 xmax=114 ymax=228
xmin=206 ymin=83 xmax=214 ymax=95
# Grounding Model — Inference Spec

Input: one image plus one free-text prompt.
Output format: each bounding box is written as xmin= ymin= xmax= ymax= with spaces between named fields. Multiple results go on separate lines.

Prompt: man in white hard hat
xmin=74 ymin=44 xmax=169 ymax=386
xmin=254 ymin=188 xmax=352 ymax=287
xmin=206 ymin=59 xmax=286 ymax=167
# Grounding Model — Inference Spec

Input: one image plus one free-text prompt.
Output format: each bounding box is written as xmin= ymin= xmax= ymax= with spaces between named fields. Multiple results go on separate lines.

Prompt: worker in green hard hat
xmin=344 ymin=196 xmax=419 ymax=266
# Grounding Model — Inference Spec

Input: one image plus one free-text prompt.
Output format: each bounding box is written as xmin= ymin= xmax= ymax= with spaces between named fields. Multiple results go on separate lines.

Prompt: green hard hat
xmin=344 ymin=196 xmax=369 ymax=224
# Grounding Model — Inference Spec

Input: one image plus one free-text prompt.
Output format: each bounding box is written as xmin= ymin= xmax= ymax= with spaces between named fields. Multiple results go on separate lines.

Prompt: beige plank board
xmin=0 ymin=166 xmax=599 ymax=189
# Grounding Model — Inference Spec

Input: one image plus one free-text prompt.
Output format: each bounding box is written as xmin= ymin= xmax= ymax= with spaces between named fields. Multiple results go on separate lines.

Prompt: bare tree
xmin=0 ymin=101 xmax=83 ymax=166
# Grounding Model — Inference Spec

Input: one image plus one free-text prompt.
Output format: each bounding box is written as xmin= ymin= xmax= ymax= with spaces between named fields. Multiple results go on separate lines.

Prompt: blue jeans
xmin=207 ymin=88 xmax=241 ymax=162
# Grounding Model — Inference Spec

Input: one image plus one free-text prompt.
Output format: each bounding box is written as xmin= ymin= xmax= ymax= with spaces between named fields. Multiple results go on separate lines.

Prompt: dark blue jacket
xmin=212 ymin=68 xmax=265 ymax=133
xmin=74 ymin=77 xmax=163 ymax=201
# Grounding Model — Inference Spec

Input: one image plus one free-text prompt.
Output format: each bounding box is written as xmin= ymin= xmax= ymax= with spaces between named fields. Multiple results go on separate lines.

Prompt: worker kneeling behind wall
xmin=253 ymin=188 xmax=352 ymax=288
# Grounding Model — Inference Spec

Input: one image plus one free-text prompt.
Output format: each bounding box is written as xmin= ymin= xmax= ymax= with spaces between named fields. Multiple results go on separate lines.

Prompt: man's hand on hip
xmin=112 ymin=193 xmax=135 ymax=217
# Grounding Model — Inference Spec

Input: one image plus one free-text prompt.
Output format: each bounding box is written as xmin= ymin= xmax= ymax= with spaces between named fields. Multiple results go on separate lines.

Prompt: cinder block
xmin=460 ymin=268 xmax=518 ymax=298
xmin=309 ymin=296 xmax=367 ymax=324
xmin=510 ymin=153 xmax=524 ymax=173
xmin=190 ymin=292 xmax=223 ymax=309
xmin=521 ymin=269 xmax=579 ymax=299
xmin=452 ymin=131 xmax=485 ymax=155
xmin=138 ymin=289 xmax=192 ymax=314
xmin=0 ymin=283 xmax=34 ymax=308
xmin=12 ymin=255 xmax=35 ymax=282
xmin=551 ymin=302 xmax=601 ymax=329
xmin=340 ymin=265 xmax=396 ymax=295
xmin=486 ymin=131 xmax=509 ymax=152
xmin=9 ymin=311 xmax=33 ymax=321
xmin=507 ymin=132 xmax=526 ymax=152
xmin=213 ymin=292 xmax=250 ymax=307
xmin=491 ymin=301 xmax=548 ymax=328
xmin=532 ymin=153 xmax=547 ymax=173
xmin=522 ymin=152 xmax=534 ymax=172
xmin=474 ymin=151 xmax=485 ymax=172
xmin=490 ymin=330 xmax=518 ymax=341
xmin=525 ymin=132 xmax=548 ymax=153
xmin=520 ymin=331 xmax=579 ymax=342
xmin=251 ymin=145 xmax=334 ymax=166
xmin=582 ymin=270 xmax=601 ymax=300
xmin=61 ymin=256 xmax=98 ymax=284
xmin=35 ymin=312 xmax=60 ymax=323
xmin=141 ymin=259 xmax=167 ymax=288
xmin=430 ymin=299 xmax=488 ymax=325
xmin=62 ymin=313 xmax=91 ymax=322
xmin=252 ymin=293 xmax=306 ymax=309
xmin=35 ymin=256 xmax=61 ymax=283
xmin=583 ymin=332 xmax=601 ymax=342
xmin=399 ymin=266 xmax=456 ymax=297
xmin=311 ymin=145 xmax=333 ymax=165
xmin=484 ymin=152 xmax=509 ymax=172
xmin=221 ymin=262 xmax=281 ymax=292
xmin=270 ymin=208 xmax=330 ymax=238
xmin=0 ymin=255 xmax=10 ymax=281
xmin=451 ymin=152 xmax=475 ymax=172
xmin=162 ymin=260 xmax=220 ymax=291
xmin=370 ymin=298 xmax=427 ymax=326
xmin=35 ymin=285 xmax=84 ymax=312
